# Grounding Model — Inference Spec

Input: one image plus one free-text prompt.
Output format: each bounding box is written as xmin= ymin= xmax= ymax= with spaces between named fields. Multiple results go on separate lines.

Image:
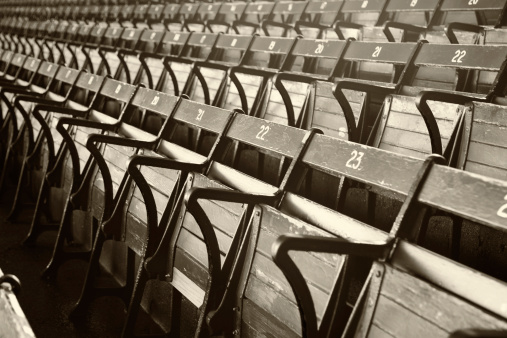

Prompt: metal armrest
xmin=445 ymin=22 xmax=484 ymax=44
xmin=332 ymin=79 xmax=396 ymax=142
xmin=415 ymin=90 xmax=486 ymax=155
xmin=272 ymin=234 xmax=391 ymax=338
xmin=382 ymin=21 xmax=426 ymax=42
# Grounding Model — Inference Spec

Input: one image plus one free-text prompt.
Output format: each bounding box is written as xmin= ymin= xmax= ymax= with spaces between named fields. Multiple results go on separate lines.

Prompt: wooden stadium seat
xmin=186 ymin=34 xmax=253 ymax=106
xmin=232 ymin=1 xmax=276 ymax=35
xmin=417 ymin=101 xmax=507 ymax=276
xmin=225 ymin=35 xmax=296 ymax=116
xmin=206 ymin=2 xmax=248 ymax=34
xmin=40 ymin=76 xmax=141 ymax=278
xmin=137 ymin=31 xmax=191 ymax=95
xmin=184 ymin=3 xmax=222 ymax=33
xmin=295 ymin=1 xmax=344 ymax=39
xmin=271 ymin=135 xmax=507 ymax=338
xmin=129 ymin=112 xmax=315 ymax=336
xmin=261 ymin=0 xmax=309 ymax=37
xmin=146 ymin=3 xmax=166 ymax=31
xmin=334 ymin=0 xmax=389 ymax=40
xmin=69 ymin=96 xmax=237 ymax=336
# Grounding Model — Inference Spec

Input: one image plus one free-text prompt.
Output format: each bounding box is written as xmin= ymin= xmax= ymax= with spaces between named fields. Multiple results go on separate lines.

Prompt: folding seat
xmin=135 ymin=31 xmax=191 ymax=95
xmin=271 ymin=142 xmax=507 ymax=338
xmin=294 ymin=0 xmax=344 ymax=38
xmin=159 ymin=32 xmax=219 ymax=99
xmin=80 ymin=25 xmax=124 ymax=77
xmin=40 ymin=76 xmax=145 ymax=277
xmin=0 ymin=61 xmax=75 ymax=212
xmin=366 ymin=0 xmax=442 ymax=43
xmin=382 ymin=0 xmax=507 ymax=44
xmin=232 ymin=1 xmax=276 ymax=35
xmin=206 ymin=2 xmax=247 ymax=33
xmin=106 ymin=4 xmax=125 ymax=28
xmin=146 ymin=3 xmax=166 ymax=31
xmin=65 ymin=24 xmax=99 ymax=73
xmin=84 ymin=4 xmax=102 ymax=25
xmin=333 ymin=42 xmax=507 ymax=229
xmin=416 ymin=101 xmax=507 ymax=275
xmin=334 ymin=0 xmax=389 ymax=40
xmin=162 ymin=3 xmax=192 ymax=32
xmin=118 ymin=3 xmax=136 ymax=28
xmin=104 ymin=107 xmax=317 ymax=336
xmin=184 ymin=2 xmax=222 ymax=33
xmin=130 ymin=3 xmax=151 ymax=29
xmin=260 ymin=1 xmax=309 ymax=37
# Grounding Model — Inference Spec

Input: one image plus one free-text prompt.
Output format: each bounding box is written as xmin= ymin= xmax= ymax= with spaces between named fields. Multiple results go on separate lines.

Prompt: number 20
xmin=346 ymin=150 xmax=364 ymax=170
xmin=452 ymin=50 xmax=466 ymax=63
xmin=256 ymin=125 xmax=270 ymax=140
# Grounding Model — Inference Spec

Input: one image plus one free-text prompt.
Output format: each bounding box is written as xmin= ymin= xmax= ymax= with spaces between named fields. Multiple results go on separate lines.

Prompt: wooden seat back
xmin=233 ymin=1 xmax=276 ymax=35
xmin=269 ymin=134 xmax=507 ymax=338
xmin=208 ymin=2 xmax=248 ymax=33
xmin=295 ymin=1 xmax=343 ymax=39
xmin=224 ymin=35 xmax=296 ymax=115
xmin=456 ymin=101 xmax=507 ymax=181
xmin=262 ymin=1 xmax=309 ymax=37
xmin=189 ymin=34 xmax=253 ymax=106
xmin=184 ymin=3 xmax=222 ymax=33
xmin=138 ymin=112 xmax=311 ymax=335
xmin=368 ymin=43 xmax=507 ymax=160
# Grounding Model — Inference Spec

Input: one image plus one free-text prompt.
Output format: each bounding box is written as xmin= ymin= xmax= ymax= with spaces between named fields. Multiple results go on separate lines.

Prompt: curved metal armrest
xmin=273 ymin=72 xmax=317 ymax=126
xmin=261 ymin=20 xmax=294 ymax=36
xmin=86 ymin=133 xmax=156 ymax=150
xmin=272 ymin=234 xmax=391 ymax=338
xmin=445 ymin=22 xmax=484 ymax=44
xmin=450 ymin=329 xmax=507 ymax=338
xmin=184 ymin=187 xmax=281 ymax=209
xmin=382 ymin=21 xmax=426 ymax=42
xmin=1 ymin=86 xmax=39 ymax=96
xmin=415 ymin=90 xmax=486 ymax=155
xmin=15 ymin=95 xmax=64 ymax=106
xmin=333 ymin=80 xmax=395 ymax=142
xmin=35 ymin=104 xmax=90 ymax=118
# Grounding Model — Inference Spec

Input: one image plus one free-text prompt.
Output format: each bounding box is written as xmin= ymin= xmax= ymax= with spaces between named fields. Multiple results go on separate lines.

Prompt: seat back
xmin=208 ymin=2 xmax=248 ymax=33
xmin=233 ymin=1 xmax=276 ymax=35
xmin=456 ymin=101 xmax=507 ymax=181
xmin=296 ymin=1 xmax=343 ymax=38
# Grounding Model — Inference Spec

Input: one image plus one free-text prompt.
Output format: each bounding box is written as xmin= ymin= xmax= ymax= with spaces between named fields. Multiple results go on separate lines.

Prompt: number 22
xmin=452 ymin=50 xmax=466 ymax=63
xmin=256 ymin=125 xmax=270 ymax=140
